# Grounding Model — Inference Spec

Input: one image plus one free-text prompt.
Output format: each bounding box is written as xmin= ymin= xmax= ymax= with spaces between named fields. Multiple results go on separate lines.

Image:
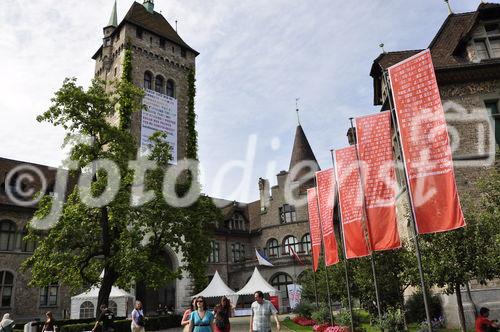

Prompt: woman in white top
xmin=131 ymin=301 xmax=146 ymax=332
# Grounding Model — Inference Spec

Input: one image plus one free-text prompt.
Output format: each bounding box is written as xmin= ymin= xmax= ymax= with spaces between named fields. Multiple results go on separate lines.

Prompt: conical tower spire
xmin=288 ymin=124 xmax=320 ymax=174
xmin=108 ymin=0 xmax=118 ymax=27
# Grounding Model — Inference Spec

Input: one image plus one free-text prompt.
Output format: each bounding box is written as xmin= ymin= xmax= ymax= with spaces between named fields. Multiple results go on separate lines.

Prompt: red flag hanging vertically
xmin=307 ymin=187 xmax=322 ymax=271
xmin=334 ymin=147 xmax=370 ymax=259
xmin=315 ymin=168 xmax=340 ymax=266
xmin=388 ymin=49 xmax=465 ymax=234
xmin=356 ymin=112 xmax=401 ymax=251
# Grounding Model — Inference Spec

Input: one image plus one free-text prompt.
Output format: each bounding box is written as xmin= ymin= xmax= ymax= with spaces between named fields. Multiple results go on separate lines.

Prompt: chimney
xmin=258 ymin=177 xmax=270 ymax=213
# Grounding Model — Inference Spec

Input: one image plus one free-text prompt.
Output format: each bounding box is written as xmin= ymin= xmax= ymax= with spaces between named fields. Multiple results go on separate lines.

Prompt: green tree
xmin=420 ymin=162 xmax=500 ymax=331
xmin=22 ymin=74 xmax=221 ymax=311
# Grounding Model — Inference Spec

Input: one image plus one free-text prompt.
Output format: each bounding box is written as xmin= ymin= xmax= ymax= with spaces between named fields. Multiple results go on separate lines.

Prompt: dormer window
xmin=228 ymin=213 xmax=245 ymax=231
xmin=473 ymin=22 xmax=500 ymax=60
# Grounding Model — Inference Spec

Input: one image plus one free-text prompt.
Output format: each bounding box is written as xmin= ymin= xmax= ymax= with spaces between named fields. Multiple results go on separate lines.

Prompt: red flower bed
xmin=293 ymin=316 xmax=317 ymax=326
xmin=313 ymin=324 xmax=350 ymax=332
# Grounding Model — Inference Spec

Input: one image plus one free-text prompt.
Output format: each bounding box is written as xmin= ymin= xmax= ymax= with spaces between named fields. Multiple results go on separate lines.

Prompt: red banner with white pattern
xmin=315 ymin=168 xmax=340 ymax=266
xmin=356 ymin=112 xmax=401 ymax=250
xmin=307 ymin=187 xmax=322 ymax=271
xmin=388 ymin=49 xmax=465 ymax=234
xmin=334 ymin=147 xmax=370 ymax=259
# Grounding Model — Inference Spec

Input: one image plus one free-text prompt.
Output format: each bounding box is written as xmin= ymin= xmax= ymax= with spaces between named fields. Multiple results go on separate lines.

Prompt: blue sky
xmin=0 ymin=0 xmax=485 ymax=202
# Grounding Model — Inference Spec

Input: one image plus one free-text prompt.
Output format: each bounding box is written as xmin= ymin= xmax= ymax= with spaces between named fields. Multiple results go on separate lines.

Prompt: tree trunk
xmin=96 ymin=266 xmax=118 ymax=316
xmin=465 ymin=281 xmax=478 ymax=317
xmin=455 ymin=282 xmax=466 ymax=332
xmin=96 ymin=206 xmax=117 ymax=316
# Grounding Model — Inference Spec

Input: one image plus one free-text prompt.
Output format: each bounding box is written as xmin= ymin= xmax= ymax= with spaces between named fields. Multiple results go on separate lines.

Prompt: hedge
xmin=59 ymin=315 xmax=182 ymax=332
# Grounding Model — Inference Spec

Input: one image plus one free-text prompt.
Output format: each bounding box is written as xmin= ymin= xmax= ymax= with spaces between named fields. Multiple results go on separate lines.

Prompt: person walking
xmin=214 ymin=296 xmax=233 ymax=332
xmin=131 ymin=301 xmax=146 ymax=332
xmin=182 ymin=298 xmax=197 ymax=332
xmin=41 ymin=312 xmax=56 ymax=332
xmin=0 ymin=314 xmax=14 ymax=332
xmin=188 ymin=296 xmax=215 ymax=332
xmin=249 ymin=291 xmax=280 ymax=332
xmin=476 ymin=307 xmax=499 ymax=332
xmin=92 ymin=304 xmax=115 ymax=332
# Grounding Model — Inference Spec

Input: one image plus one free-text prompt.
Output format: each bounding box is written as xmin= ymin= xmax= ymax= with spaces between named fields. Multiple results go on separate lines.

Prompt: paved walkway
xmin=163 ymin=314 xmax=293 ymax=332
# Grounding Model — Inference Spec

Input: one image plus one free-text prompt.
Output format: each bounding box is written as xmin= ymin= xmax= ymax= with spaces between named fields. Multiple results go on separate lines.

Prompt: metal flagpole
xmin=313 ymin=180 xmax=335 ymax=327
xmin=330 ymin=150 xmax=354 ymax=332
xmin=382 ymin=70 xmax=432 ymax=332
xmin=348 ymin=118 xmax=383 ymax=323
xmin=312 ymin=265 xmax=320 ymax=308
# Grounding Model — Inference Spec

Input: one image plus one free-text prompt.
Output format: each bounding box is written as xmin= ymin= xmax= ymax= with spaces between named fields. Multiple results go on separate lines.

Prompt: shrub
xmin=311 ymin=304 xmax=331 ymax=325
xmin=335 ymin=311 xmax=352 ymax=328
xmin=294 ymin=300 xmax=315 ymax=319
xmin=405 ymin=291 xmax=442 ymax=323
xmin=59 ymin=315 xmax=181 ymax=332
xmin=376 ymin=307 xmax=405 ymax=332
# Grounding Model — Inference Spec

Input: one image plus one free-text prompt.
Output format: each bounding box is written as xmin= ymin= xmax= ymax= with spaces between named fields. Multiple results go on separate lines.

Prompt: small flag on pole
xmin=255 ymin=248 xmax=274 ymax=266
xmin=289 ymin=246 xmax=304 ymax=265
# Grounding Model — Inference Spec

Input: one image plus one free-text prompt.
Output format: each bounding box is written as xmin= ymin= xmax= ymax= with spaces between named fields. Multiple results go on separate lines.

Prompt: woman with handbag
xmin=131 ymin=301 xmax=146 ymax=332
xmin=181 ymin=298 xmax=196 ymax=332
xmin=188 ymin=296 xmax=215 ymax=332
xmin=0 ymin=313 xmax=14 ymax=332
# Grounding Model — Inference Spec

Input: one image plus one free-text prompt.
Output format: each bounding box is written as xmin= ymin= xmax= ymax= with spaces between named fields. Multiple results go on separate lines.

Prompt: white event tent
xmin=71 ymin=286 xmax=134 ymax=319
xmin=236 ymin=267 xmax=278 ymax=296
xmin=193 ymin=270 xmax=238 ymax=305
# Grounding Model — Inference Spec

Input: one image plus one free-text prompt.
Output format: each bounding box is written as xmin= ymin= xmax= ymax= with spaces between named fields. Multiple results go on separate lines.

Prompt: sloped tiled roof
xmin=123 ymin=2 xmax=198 ymax=54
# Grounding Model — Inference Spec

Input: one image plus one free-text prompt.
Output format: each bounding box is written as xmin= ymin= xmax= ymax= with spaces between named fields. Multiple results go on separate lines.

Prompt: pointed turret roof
xmin=107 ymin=0 xmax=118 ymax=27
xmin=288 ymin=125 xmax=319 ymax=172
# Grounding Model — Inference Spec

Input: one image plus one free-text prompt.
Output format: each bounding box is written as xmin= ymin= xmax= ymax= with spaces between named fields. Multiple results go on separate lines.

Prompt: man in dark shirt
xmin=92 ymin=304 xmax=115 ymax=332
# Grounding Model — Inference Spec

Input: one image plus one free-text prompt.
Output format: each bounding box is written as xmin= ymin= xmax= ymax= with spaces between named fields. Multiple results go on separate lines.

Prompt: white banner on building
xmin=141 ymin=89 xmax=178 ymax=164
xmin=286 ymin=284 xmax=302 ymax=310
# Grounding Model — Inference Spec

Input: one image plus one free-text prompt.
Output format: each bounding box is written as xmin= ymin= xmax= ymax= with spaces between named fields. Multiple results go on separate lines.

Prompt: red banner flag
xmin=307 ymin=188 xmax=322 ymax=271
xmin=334 ymin=147 xmax=370 ymax=259
xmin=356 ymin=112 xmax=401 ymax=251
xmin=388 ymin=49 xmax=465 ymax=234
xmin=315 ymin=168 xmax=340 ymax=266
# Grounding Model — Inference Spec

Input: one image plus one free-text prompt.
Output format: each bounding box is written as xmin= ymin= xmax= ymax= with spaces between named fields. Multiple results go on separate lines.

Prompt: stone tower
xmin=92 ymin=0 xmax=198 ymax=162
xmin=91 ymin=0 xmax=198 ymax=312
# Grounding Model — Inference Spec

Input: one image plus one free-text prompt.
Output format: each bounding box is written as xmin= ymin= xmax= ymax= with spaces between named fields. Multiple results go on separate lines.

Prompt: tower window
xmin=160 ymin=38 xmax=165 ymax=49
xmin=144 ymin=71 xmax=153 ymax=90
xmin=279 ymin=204 xmax=296 ymax=224
xmin=166 ymin=79 xmax=175 ymax=98
xmin=181 ymin=48 xmax=187 ymax=58
xmin=155 ymin=75 xmax=164 ymax=94
xmin=136 ymin=27 xmax=143 ymax=39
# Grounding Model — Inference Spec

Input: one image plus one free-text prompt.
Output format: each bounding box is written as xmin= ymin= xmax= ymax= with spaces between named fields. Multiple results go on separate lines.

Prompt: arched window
xmin=80 ymin=301 xmax=95 ymax=318
xmin=155 ymin=75 xmax=164 ymax=94
xmin=166 ymin=79 xmax=175 ymax=97
xmin=22 ymin=227 xmax=36 ymax=252
xmin=266 ymin=238 xmax=280 ymax=257
xmin=108 ymin=300 xmax=118 ymax=315
xmin=283 ymin=235 xmax=299 ymax=255
xmin=270 ymin=273 xmax=293 ymax=305
xmin=301 ymin=233 xmax=311 ymax=254
xmin=297 ymin=270 xmax=308 ymax=284
xmin=0 ymin=221 xmax=16 ymax=251
xmin=144 ymin=71 xmax=153 ymax=90
xmin=0 ymin=271 xmax=14 ymax=308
